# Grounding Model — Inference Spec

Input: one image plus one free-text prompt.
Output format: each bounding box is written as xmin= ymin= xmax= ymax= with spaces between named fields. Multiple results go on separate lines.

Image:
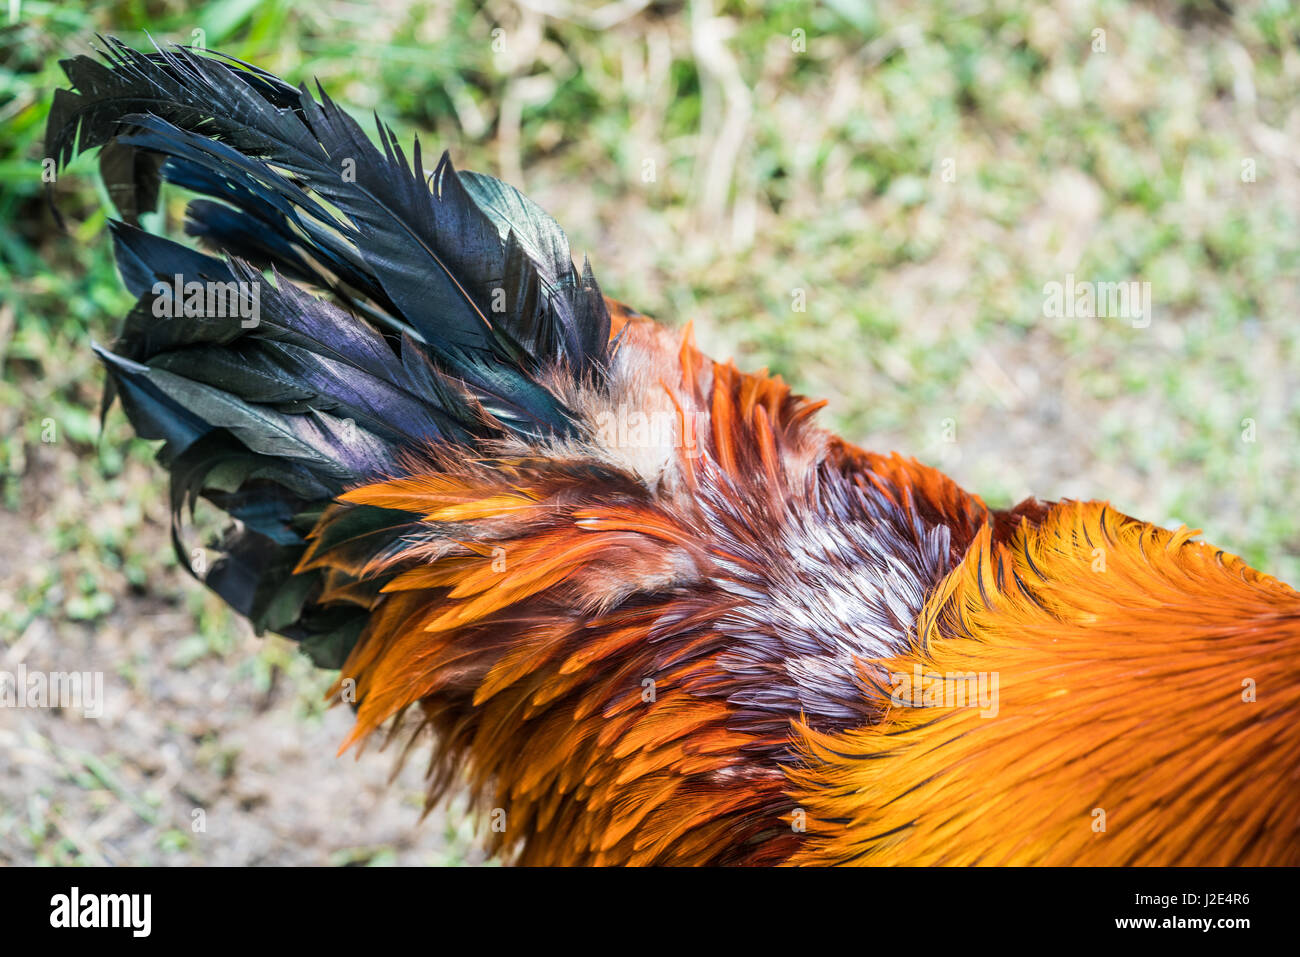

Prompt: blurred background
xmin=1 ymin=0 xmax=1297 ymax=864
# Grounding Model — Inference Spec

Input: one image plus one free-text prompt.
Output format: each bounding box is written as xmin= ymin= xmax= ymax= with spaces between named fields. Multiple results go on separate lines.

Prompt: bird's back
xmin=47 ymin=39 xmax=1300 ymax=865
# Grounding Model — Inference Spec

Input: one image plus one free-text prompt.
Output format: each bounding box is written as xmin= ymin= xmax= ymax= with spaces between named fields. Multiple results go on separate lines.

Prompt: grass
xmin=1 ymin=0 xmax=1298 ymax=864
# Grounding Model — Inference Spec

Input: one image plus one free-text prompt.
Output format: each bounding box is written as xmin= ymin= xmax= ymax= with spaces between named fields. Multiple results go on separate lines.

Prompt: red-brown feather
xmin=302 ymin=310 xmax=1300 ymax=865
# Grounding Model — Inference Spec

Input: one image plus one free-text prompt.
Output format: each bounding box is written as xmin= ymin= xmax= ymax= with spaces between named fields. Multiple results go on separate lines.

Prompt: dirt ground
xmin=0 ymin=446 xmax=485 ymax=866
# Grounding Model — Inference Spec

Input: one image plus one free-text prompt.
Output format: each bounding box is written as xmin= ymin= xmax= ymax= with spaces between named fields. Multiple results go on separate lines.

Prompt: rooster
xmin=46 ymin=39 xmax=1300 ymax=866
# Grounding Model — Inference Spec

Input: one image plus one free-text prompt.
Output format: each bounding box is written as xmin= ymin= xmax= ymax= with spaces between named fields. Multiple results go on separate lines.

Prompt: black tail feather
xmin=49 ymin=37 xmax=613 ymax=666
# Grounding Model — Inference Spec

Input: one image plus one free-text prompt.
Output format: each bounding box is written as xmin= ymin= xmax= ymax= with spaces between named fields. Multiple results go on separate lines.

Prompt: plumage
xmin=48 ymin=39 xmax=1300 ymax=865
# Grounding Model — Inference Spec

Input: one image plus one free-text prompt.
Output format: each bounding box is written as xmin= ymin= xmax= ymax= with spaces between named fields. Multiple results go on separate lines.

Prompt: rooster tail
xmin=48 ymin=38 xmax=612 ymax=666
